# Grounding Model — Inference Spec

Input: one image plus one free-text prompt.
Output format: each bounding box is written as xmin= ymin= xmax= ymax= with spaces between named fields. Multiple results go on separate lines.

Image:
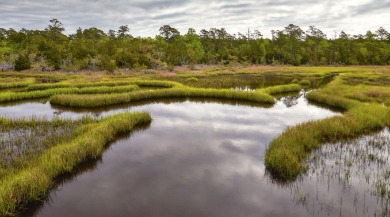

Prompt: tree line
xmin=0 ymin=19 xmax=389 ymax=72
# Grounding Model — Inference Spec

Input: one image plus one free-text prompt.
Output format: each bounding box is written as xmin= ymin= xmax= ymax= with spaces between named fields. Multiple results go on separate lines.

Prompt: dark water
xmin=0 ymin=92 xmax=387 ymax=216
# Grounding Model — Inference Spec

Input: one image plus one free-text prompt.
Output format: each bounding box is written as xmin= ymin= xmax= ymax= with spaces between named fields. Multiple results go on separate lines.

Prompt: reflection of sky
xmin=7 ymin=94 xmax=346 ymax=217
xmin=292 ymin=128 xmax=390 ymax=216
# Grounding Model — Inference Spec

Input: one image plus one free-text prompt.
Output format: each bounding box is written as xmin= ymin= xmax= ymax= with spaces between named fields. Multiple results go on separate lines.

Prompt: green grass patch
xmin=0 ymin=85 xmax=140 ymax=103
xmin=298 ymin=79 xmax=311 ymax=86
xmin=185 ymin=77 xmax=199 ymax=82
xmin=26 ymin=82 xmax=72 ymax=91
xmin=0 ymin=78 xmax=35 ymax=89
xmin=306 ymin=91 xmax=360 ymax=110
xmin=0 ymin=116 xmax=95 ymax=178
xmin=50 ymin=88 xmax=276 ymax=107
xmin=26 ymin=80 xmax=181 ymax=91
xmin=0 ymin=112 xmax=152 ymax=216
xmin=262 ymin=84 xmax=301 ymax=95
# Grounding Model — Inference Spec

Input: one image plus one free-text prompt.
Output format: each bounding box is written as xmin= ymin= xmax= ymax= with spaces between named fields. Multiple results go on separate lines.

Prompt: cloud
xmin=351 ymin=0 xmax=390 ymax=15
xmin=0 ymin=0 xmax=388 ymax=38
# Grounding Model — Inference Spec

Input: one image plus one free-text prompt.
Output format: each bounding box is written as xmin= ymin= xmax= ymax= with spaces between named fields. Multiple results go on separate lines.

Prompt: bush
xmin=133 ymin=63 xmax=148 ymax=70
xmin=188 ymin=64 xmax=196 ymax=70
xmin=101 ymin=59 xmax=116 ymax=73
xmin=150 ymin=58 xmax=168 ymax=70
xmin=14 ymin=55 xmax=31 ymax=71
xmin=167 ymin=64 xmax=174 ymax=72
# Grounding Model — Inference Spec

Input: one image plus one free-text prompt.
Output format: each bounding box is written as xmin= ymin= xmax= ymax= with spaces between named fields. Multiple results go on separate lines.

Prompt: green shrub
xmin=101 ymin=58 xmax=116 ymax=73
xmin=14 ymin=55 xmax=31 ymax=71
xmin=167 ymin=64 xmax=174 ymax=72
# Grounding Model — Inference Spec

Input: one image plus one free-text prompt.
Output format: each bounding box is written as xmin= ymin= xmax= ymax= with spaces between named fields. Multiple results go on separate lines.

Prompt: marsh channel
xmin=1 ymin=90 xmax=389 ymax=217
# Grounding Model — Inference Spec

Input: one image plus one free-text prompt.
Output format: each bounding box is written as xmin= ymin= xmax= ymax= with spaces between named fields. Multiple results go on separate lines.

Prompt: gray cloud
xmin=351 ymin=0 xmax=390 ymax=15
xmin=0 ymin=0 xmax=389 ymax=38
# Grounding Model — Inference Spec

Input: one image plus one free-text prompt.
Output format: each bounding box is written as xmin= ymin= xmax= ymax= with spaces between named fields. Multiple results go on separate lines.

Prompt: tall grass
xmin=262 ymin=84 xmax=301 ymax=95
xmin=71 ymin=85 xmax=140 ymax=94
xmin=0 ymin=116 xmax=95 ymax=178
xmin=306 ymin=91 xmax=359 ymax=110
xmin=0 ymin=112 xmax=152 ymax=216
xmin=0 ymin=85 xmax=140 ymax=103
xmin=0 ymin=72 xmax=70 ymax=80
xmin=26 ymin=80 xmax=181 ymax=91
xmin=0 ymin=78 xmax=35 ymax=89
xmin=50 ymin=88 xmax=276 ymax=107
xmin=26 ymin=82 xmax=72 ymax=90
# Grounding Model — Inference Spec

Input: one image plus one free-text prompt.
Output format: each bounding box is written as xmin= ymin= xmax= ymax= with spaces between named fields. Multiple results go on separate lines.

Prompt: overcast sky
xmin=1 ymin=0 xmax=389 ymax=38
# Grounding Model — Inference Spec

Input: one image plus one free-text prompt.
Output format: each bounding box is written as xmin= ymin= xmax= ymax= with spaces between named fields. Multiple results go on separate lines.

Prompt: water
xmin=0 ymin=92 xmax=387 ymax=216
xmin=295 ymin=128 xmax=390 ymax=217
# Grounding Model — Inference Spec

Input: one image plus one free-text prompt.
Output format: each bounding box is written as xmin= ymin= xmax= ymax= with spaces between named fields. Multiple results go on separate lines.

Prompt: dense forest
xmin=0 ymin=19 xmax=389 ymax=72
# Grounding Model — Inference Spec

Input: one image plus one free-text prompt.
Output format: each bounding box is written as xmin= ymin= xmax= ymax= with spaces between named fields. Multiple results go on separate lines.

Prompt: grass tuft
xmin=262 ymin=84 xmax=301 ymax=95
xmin=299 ymin=79 xmax=311 ymax=86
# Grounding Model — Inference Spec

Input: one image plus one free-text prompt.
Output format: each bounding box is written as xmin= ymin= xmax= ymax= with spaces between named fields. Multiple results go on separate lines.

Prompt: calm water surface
xmin=1 ymin=92 xmax=387 ymax=216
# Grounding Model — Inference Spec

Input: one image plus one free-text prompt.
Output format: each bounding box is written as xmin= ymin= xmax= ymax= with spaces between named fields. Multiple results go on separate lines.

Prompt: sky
xmin=0 ymin=0 xmax=389 ymax=38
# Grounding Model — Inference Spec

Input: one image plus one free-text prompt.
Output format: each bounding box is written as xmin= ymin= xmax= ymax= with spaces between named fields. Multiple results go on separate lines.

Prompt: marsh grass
xmin=173 ymin=74 xmax=267 ymax=88
xmin=0 ymin=78 xmax=34 ymax=89
xmin=0 ymin=112 xmax=152 ymax=216
xmin=26 ymin=80 xmax=181 ymax=91
xmin=298 ymin=79 xmax=311 ymax=86
xmin=26 ymin=83 xmax=72 ymax=90
xmin=50 ymin=87 xmax=276 ymax=107
xmin=294 ymin=127 xmax=390 ymax=215
xmin=1 ymin=66 xmax=390 ymax=213
xmin=0 ymin=116 xmax=95 ymax=178
xmin=0 ymin=72 xmax=71 ymax=83
xmin=345 ymin=86 xmax=390 ymax=106
xmin=71 ymin=85 xmax=140 ymax=94
xmin=265 ymin=72 xmax=390 ymax=181
xmin=0 ymin=85 xmax=140 ymax=103
xmin=262 ymin=84 xmax=301 ymax=95
xmin=265 ymin=103 xmax=390 ymax=180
